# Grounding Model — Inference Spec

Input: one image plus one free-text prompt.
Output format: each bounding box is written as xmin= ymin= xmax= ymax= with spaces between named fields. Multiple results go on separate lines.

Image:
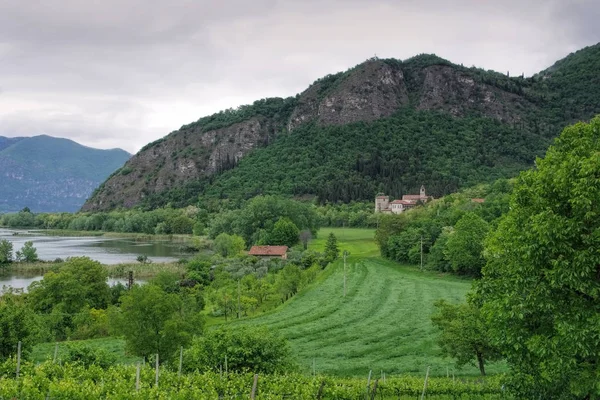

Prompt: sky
xmin=0 ymin=0 xmax=598 ymax=153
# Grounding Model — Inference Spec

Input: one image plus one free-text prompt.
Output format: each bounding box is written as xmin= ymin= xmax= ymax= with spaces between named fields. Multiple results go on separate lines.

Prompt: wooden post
xmin=225 ymin=355 xmax=228 ymax=375
xmin=312 ymin=358 xmax=316 ymax=376
xmin=370 ymin=379 xmax=379 ymax=400
xmin=178 ymin=346 xmax=183 ymax=378
xmin=420 ymin=366 xmax=430 ymax=400
xmin=127 ymin=270 xmax=134 ymax=289
xmin=250 ymin=373 xmax=258 ymax=400
xmin=53 ymin=342 xmax=58 ymax=363
xmin=136 ymin=363 xmax=141 ymax=391
xmin=316 ymin=381 xmax=326 ymax=400
xmin=155 ymin=354 xmax=159 ymax=388
xmin=16 ymin=341 xmax=21 ymax=379
xmin=366 ymin=369 xmax=372 ymax=398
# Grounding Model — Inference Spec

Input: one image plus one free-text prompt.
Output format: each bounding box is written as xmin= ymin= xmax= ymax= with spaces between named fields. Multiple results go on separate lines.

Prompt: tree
xmin=181 ymin=327 xmax=294 ymax=374
xmin=15 ymin=241 xmax=38 ymax=262
xmin=27 ymin=257 xmax=110 ymax=339
xmin=445 ymin=213 xmax=488 ymax=276
xmin=0 ymin=293 xmax=42 ymax=359
xmin=324 ymin=233 xmax=339 ymax=264
xmin=430 ymin=300 xmax=500 ymax=375
xmin=0 ymin=239 xmax=13 ymax=265
xmin=267 ymin=217 xmax=299 ymax=247
xmin=213 ymin=233 xmax=245 ymax=257
xmin=299 ymin=230 xmax=312 ymax=250
xmin=476 ymin=117 xmax=600 ymax=398
xmin=110 ymin=284 xmax=203 ymax=362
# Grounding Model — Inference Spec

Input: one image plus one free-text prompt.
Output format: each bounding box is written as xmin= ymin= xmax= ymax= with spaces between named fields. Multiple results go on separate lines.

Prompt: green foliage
xmin=27 ymin=257 xmax=111 ymax=339
xmin=376 ymin=180 xmax=512 ymax=275
xmin=239 ymin=229 xmax=502 ymax=376
xmin=0 ymin=239 xmax=13 ymax=264
xmin=61 ymin=343 xmax=117 ymax=368
xmin=110 ymin=284 xmax=203 ymax=362
xmin=476 ymin=116 xmax=600 ymax=398
xmin=265 ymin=217 xmax=299 ymax=247
xmin=431 ymin=300 xmax=501 ymax=376
xmin=323 ymin=233 xmax=339 ymax=264
xmin=213 ymin=233 xmax=245 ymax=257
xmin=182 ymin=326 xmax=294 ymax=374
xmin=0 ymin=360 xmax=504 ymax=398
xmin=208 ymin=196 xmax=319 ymax=245
xmin=445 ymin=213 xmax=489 ymax=276
xmin=70 ymin=308 xmax=110 ymax=340
xmin=0 ymin=294 xmax=42 ymax=359
xmin=15 ymin=241 xmax=38 ymax=262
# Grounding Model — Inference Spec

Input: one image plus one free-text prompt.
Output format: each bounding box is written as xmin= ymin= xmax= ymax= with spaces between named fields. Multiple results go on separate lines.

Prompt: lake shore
xmin=1 ymin=260 xmax=188 ymax=280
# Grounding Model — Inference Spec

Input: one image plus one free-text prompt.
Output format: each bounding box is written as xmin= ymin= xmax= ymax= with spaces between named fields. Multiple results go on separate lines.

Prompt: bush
xmin=181 ymin=326 xmax=294 ymax=374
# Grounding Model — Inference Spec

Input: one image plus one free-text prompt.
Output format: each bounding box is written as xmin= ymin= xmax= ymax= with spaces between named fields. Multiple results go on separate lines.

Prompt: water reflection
xmin=0 ymin=228 xmax=186 ymax=264
xmin=0 ymin=272 xmax=143 ymax=293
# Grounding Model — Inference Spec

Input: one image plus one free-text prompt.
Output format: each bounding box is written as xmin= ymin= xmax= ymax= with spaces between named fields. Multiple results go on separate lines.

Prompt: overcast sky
xmin=0 ymin=0 xmax=598 ymax=153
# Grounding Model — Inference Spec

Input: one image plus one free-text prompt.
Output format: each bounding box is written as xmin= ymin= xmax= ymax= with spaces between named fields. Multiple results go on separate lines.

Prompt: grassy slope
xmin=31 ymin=228 xmax=505 ymax=377
xmin=238 ymin=228 xmax=505 ymax=377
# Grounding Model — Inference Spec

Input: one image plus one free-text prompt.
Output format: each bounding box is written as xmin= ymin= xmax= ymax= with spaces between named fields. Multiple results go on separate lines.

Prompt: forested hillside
xmin=0 ymin=135 xmax=130 ymax=213
xmin=83 ymin=43 xmax=600 ymax=211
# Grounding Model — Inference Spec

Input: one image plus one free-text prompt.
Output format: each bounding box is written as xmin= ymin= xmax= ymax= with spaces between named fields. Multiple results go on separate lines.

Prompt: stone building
xmin=375 ymin=186 xmax=430 ymax=214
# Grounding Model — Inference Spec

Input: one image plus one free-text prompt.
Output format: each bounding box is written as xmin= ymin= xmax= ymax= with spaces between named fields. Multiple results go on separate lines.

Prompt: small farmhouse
xmin=375 ymin=186 xmax=431 ymax=214
xmin=248 ymin=245 xmax=288 ymax=259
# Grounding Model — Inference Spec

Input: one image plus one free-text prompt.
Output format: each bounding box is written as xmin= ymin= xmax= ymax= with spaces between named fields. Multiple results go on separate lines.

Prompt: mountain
xmin=0 ymin=135 xmax=130 ymax=213
xmin=83 ymin=44 xmax=600 ymax=212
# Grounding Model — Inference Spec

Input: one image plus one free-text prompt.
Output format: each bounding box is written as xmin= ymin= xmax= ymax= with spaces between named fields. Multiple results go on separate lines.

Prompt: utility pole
xmin=237 ymin=279 xmax=241 ymax=319
xmin=420 ymin=236 xmax=424 ymax=270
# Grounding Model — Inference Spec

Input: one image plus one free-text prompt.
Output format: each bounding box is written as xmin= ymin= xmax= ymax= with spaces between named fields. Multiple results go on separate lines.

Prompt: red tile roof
xmin=248 ymin=246 xmax=288 ymax=256
xmin=390 ymin=200 xmax=415 ymax=205
xmin=402 ymin=194 xmax=426 ymax=201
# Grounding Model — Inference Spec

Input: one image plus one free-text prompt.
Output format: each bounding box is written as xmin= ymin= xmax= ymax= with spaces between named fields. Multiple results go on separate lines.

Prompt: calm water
xmin=0 ymin=228 xmax=184 ymax=291
xmin=0 ymin=273 xmax=140 ymax=293
xmin=0 ymin=228 xmax=186 ymax=264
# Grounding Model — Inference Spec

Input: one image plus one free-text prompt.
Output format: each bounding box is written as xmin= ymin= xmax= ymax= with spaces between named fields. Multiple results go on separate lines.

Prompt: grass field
xmin=31 ymin=228 xmax=505 ymax=377
xmin=31 ymin=337 xmax=141 ymax=365
xmin=237 ymin=228 xmax=504 ymax=377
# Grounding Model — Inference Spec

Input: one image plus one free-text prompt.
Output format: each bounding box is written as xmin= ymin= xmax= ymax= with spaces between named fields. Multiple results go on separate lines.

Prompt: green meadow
xmin=239 ymin=228 xmax=503 ymax=377
xmin=32 ymin=228 xmax=504 ymax=377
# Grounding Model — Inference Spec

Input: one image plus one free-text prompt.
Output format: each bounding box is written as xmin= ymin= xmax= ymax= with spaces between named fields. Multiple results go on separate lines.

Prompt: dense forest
xmin=140 ymin=109 xmax=548 ymax=208
xmin=83 ymin=43 xmax=600 ymax=212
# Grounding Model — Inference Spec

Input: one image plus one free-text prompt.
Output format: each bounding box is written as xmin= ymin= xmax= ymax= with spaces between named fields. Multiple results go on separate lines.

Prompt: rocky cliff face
xmin=416 ymin=65 xmax=530 ymax=123
xmin=82 ymin=117 xmax=278 ymax=210
xmin=288 ymin=61 xmax=409 ymax=131
xmin=82 ymin=56 xmax=544 ymax=211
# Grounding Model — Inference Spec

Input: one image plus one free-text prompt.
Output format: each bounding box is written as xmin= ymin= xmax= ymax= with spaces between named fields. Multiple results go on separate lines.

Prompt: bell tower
xmin=420 ymin=185 xmax=426 ymax=198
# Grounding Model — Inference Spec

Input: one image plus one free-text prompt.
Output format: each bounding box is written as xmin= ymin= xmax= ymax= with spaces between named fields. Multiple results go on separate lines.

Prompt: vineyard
xmin=0 ymin=360 xmax=506 ymax=399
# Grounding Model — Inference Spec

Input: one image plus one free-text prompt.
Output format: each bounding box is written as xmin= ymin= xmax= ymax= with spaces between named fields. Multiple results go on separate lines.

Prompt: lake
xmin=0 ymin=228 xmax=187 ymax=264
xmin=0 ymin=273 xmax=141 ymax=293
xmin=0 ymin=228 xmax=186 ymax=291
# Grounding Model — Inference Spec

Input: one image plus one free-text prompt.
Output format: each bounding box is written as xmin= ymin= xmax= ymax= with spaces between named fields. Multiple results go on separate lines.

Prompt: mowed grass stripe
xmin=238 ymin=228 xmax=505 ymax=377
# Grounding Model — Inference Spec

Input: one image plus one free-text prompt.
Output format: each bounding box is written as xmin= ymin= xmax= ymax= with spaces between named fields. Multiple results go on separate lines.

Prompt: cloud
xmin=0 ymin=0 xmax=597 ymax=152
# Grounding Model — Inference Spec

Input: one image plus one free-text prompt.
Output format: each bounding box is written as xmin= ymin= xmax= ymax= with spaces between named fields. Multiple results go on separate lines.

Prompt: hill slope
xmin=0 ymin=135 xmax=130 ymax=213
xmin=235 ymin=228 xmax=503 ymax=376
xmin=83 ymin=44 xmax=600 ymax=211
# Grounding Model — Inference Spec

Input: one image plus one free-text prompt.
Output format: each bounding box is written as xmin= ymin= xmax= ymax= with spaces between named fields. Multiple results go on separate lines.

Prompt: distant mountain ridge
xmin=0 ymin=135 xmax=130 ymax=213
xmin=82 ymin=43 xmax=600 ymax=211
